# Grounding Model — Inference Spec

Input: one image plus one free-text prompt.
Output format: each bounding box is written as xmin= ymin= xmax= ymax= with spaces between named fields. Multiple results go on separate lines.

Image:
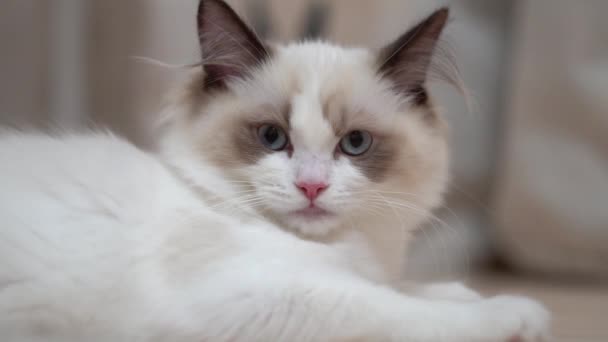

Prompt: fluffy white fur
xmin=0 ymin=133 xmax=549 ymax=342
xmin=0 ymin=1 xmax=549 ymax=340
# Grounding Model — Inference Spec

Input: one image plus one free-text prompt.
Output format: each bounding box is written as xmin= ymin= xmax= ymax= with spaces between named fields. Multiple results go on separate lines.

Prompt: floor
xmin=472 ymin=272 xmax=608 ymax=342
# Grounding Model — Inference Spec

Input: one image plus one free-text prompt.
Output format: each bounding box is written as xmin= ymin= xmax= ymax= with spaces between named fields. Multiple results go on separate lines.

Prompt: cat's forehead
xmin=233 ymin=42 xmax=397 ymax=114
xmin=275 ymin=42 xmax=370 ymax=74
xmin=258 ymin=42 xmax=400 ymax=131
xmin=275 ymin=43 xmax=376 ymax=99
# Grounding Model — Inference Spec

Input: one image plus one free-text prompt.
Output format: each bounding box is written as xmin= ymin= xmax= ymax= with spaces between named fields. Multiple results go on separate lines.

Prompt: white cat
xmin=0 ymin=1 xmax=549 ymax=341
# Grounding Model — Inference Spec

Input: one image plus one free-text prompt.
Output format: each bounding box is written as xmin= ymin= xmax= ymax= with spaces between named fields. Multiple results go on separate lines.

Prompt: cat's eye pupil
xmin=265 ymin=126 xmax=279 ymax=144
xmin=258 ymin=124 xmax=288 ymax=151
xmin=349 ymin=131 xmax=364 ymax=148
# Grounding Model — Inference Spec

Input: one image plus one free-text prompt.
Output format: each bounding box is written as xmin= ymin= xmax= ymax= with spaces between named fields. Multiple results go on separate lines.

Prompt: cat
xmin=0 ymin=0 xmax=549 ymax=341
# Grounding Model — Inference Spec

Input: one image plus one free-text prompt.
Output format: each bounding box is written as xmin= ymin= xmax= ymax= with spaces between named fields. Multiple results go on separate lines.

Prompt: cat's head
xmin=161 ymin=0 xmax=453 ymax=236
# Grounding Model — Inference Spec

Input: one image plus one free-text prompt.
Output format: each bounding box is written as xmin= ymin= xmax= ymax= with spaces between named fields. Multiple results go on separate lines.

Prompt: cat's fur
xmin=0 ymin=0 xmax=549 ymax=341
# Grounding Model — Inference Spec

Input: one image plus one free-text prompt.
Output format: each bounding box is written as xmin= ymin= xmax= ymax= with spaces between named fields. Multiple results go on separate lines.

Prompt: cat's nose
xmin=296 ymin=182 xmax=328 ymax=201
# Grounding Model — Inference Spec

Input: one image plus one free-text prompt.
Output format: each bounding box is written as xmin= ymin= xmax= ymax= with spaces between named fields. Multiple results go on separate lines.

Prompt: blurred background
xmin=1 ymin=0 xmax=607 ymax=340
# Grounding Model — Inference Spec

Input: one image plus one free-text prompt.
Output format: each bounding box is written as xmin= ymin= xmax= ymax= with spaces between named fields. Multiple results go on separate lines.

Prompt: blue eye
xmin=340 ymin=130 xmax=372 ymax=156
xmin=258 ymin=124 xmax=288 ymax=151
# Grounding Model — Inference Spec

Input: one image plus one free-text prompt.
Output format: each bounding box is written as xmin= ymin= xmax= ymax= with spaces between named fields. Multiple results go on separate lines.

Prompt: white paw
xmin=417 ymin=282 xmax=483 ymax=302
xmin=473 ymin=295 xmax=551 ymax=341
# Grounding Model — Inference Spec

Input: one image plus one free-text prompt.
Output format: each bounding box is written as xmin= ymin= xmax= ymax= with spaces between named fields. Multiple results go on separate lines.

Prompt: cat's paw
xmin=416 ymin=282 xmax=483 ymax=302
xmin=473 ymin=295 xmax=551 ymax=341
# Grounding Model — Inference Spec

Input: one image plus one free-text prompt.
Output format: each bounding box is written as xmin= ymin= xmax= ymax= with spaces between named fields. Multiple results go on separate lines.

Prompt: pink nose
xmin=296 ymin=182 xmax=328 ymax=201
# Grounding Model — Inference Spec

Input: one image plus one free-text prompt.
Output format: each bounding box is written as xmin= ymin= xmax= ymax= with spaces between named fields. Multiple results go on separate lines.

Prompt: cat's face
xmin=162 ymin=0 xmax=451 ymax=236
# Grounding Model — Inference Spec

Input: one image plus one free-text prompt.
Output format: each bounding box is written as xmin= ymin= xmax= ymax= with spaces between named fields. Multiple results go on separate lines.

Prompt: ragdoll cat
xmin=0 ymin=0 xmax=549 ymax=341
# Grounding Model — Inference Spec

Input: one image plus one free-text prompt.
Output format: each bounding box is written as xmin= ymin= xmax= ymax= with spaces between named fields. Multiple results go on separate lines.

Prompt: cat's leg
xmin=186 ymin=268 xmax=549 ymax=342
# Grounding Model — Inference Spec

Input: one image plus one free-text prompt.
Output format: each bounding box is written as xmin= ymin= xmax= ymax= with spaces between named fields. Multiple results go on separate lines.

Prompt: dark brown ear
xmin=197 ymin=0 xmax=270 ymax=89
xmin=378 ymin=8 xmax=449 ymax=106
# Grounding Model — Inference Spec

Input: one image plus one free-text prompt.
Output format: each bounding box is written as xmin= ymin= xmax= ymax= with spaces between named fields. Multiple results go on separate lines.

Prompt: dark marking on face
xmin=278 ymin=102 xmax=292 ymax=129
xmin=323 ymin=93 xmax=349 ymax=137
xmin=322 ymin=92 xmax=398 ymax=182
xmin=328 ymin=111 xmax=348 ymax=138
xmin=233 ymin=123 xmax=270 ymax=165
xmin=348 ymin=136 xmax=398 ymax=183
xmin=232 ymin=102 xmax=292 ymax=165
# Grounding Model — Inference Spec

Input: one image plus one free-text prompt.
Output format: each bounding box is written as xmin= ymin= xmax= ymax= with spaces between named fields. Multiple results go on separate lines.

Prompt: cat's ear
xmin=377 ymin=8 xmax=449 ymax=106
xmin=197 ymin=0 xmax=270 ymax=89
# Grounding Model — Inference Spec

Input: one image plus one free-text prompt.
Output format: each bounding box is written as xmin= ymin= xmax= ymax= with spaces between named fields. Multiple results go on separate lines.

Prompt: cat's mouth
xmin=292 ymin=206 xmax=334 ymax=220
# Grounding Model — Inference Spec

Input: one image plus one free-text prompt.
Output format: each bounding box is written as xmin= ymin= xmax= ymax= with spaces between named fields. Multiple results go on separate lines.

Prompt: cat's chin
xmin=291 ymin=206 xmax=334 ymax=219
xmin=282 ymin=209 xmax=342 ymax=237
